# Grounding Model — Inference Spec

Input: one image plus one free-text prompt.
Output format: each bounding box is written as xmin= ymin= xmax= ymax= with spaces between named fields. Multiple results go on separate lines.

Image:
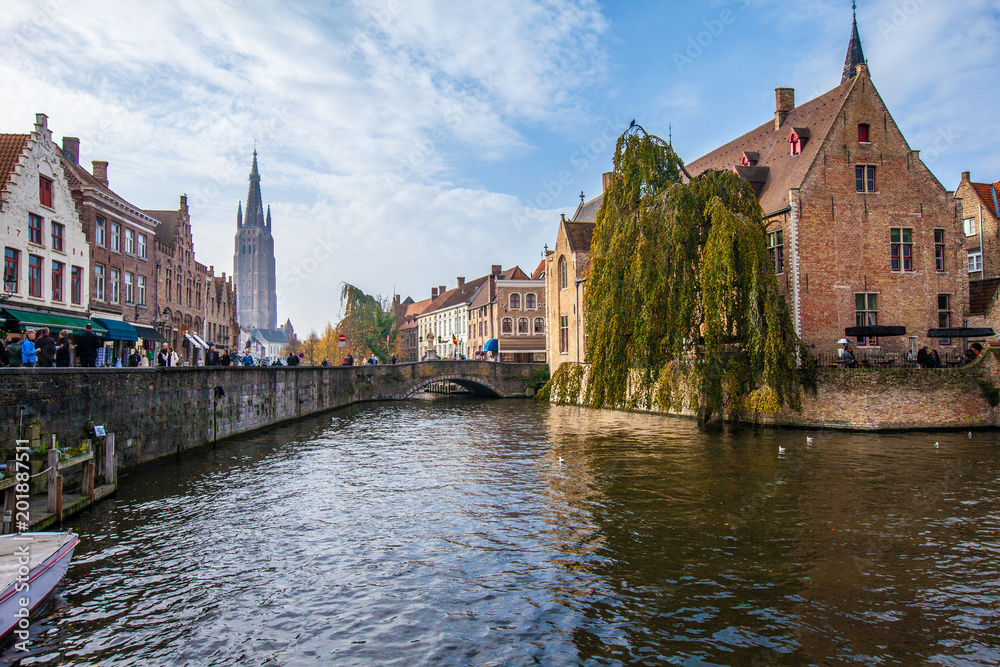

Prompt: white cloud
xmin=0 ymin=0 xmax=607 ymax=332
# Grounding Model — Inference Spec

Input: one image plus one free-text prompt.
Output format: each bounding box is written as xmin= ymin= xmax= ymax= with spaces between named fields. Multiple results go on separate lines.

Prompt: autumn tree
xmin=338 ymin=283 xmax=400 ymax=362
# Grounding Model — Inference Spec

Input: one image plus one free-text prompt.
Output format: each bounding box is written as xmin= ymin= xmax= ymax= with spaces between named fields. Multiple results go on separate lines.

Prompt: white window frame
xmin=94 ymin=264 xmax=105 ymax=301
xmin=969 ymin=250 xmax=983 ymax=273
xmin=138 ymin=233 xmax=147 ymax=258
xmin=964 ymin=217 xmax=977 ymax=236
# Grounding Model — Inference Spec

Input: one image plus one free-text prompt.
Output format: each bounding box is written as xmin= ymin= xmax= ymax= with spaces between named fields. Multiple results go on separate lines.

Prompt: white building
xmin=1 ymin=114 xmax=91 ymax=329
xmin=416 ymin=277 xmax=488 ymax=360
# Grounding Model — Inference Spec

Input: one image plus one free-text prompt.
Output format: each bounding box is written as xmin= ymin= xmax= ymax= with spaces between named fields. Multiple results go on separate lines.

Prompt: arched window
xmin=558 ymin=256 xmax=568 ymax=290
xmin=501 ymin=318 xmax=513 ymax=334
xmin=517 ymin=318 xmax=529 ymax=334
xmin=534 ymin=318 xmax=544 ymax=334
xmin=510 ymin=293 xmax=521 ymax=309
xmin=525 ymin=293 xmax=537 ymax=309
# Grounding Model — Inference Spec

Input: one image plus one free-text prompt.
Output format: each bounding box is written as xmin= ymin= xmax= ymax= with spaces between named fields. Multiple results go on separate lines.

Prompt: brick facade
xmin=545 ymin=211 xmax=595 ymax=373
xmin=955 ymin=173 xmax=1000 ymax=281
xmin=147 ymin=196 xmax=208 ymax=364
xmin=60 ymin=139 xmax=159 ymax=328
xmin=688 ymin=64 xmax=968 ymax=357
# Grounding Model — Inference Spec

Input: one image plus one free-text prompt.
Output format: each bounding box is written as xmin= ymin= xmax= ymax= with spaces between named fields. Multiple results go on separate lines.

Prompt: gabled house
xmin=685 ymin=13 xmax=967 ymax=356
xmin=1 ymin=114 xmax=92 ymax=332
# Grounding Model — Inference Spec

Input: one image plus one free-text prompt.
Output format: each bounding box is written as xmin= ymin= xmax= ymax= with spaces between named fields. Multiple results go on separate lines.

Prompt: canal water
xmin=4 ymin=398 xmax=1000 ymax=666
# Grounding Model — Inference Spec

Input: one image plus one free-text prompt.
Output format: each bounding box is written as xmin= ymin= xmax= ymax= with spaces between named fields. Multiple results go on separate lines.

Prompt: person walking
xmin=220 ymin=350 xmax=231 ymax=367
xmin=0 ymin=332 xmax=8 ymax=367
xmin=5 ymin=335 xmax=22 ymax=367
xmin=21 ymin=330 xmax=38 ymax=368
xmin=127 ymin=348 xmax=142 ymax=367
xmin=76 ymin=323 xmax=101 ymax=367
xmin=55 ymin=330 xmax=71 ymax=367
xmin=205 ymin=344 xmax=220 ymax=366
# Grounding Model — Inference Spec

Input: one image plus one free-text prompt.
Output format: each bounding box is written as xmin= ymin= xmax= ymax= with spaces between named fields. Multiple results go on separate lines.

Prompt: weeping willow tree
xmin=339 ymin=283 xmax=399 ymax=362
xmin=583 ymin=124 xmax=810 ymax=422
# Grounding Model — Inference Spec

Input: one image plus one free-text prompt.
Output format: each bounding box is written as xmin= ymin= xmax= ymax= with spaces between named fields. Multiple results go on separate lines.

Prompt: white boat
xmin=0 ymin=532 xmax=79 ymax=643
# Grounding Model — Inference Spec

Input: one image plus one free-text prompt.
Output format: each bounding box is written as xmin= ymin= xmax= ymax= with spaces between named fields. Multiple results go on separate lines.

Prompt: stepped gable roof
xmin=531 ymin=259 xmax=545 ymax=280
xmin=0 ymin=134 xmax=28 ymax=193
xmin=970 ymin=181 xmax=1000 ymax=218
xmin=564 ymin=220 xmax=596 ymax=254
xmin=686 ymin=78 xmax=855 ymax=216
xmin=969 ymin=278 xmax=1000 ymax=315
xmin=146 ymin=209 xmax=180 ymax=244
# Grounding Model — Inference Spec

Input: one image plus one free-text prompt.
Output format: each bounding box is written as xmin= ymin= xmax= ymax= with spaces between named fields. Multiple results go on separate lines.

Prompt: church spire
xmin=842 ymin=1 xmax=866 ymax=83
xmin=237 ymin=201 xmax=243 ymax=228
xmin=244 ymin=149 xmax=265 ymax=227
xmin=266 ymin=205 xmax=271 ymax=230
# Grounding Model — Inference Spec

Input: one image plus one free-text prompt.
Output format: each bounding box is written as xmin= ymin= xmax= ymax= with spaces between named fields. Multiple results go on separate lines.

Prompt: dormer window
xmin=740 ymin=151 xmax=759 ymax=167
xmin=789 ymin=128 xmax=809 ymax=156
xmin=858 ymin=123 xmax=870 ymax=143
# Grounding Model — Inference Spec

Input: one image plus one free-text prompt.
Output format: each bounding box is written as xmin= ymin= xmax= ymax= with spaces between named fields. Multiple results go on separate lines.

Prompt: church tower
xmin=234 ymin=150 xmax=278 ymax=330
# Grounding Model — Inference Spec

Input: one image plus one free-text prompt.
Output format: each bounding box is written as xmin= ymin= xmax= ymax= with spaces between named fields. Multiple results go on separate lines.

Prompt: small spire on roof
xmin=580 ymin=190 xmax=585 ymax=203
xmin=842 ymin=0 xmax=867 ymax=83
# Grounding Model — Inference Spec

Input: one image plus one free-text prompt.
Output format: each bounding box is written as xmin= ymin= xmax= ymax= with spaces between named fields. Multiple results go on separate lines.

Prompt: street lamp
xmin=1 ymin=270 xmax=16 ymax=303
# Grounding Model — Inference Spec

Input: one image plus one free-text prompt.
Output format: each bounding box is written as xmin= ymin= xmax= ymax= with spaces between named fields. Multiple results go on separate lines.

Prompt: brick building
xmin=205 ymin=266 xmax=238 ymax=351
xmin=957 ymin=173 xmax=1000 ymax=335
xmin=1 ymin=114 xmax=92 ymax=331
xmin=956 ymin=173 xmax=1000 ymax=281
xmin=59 ymin=138 xmax=163 ymax=348
xmin=147 ymin=196 xmax=210 ymax=364
xmin=465 ymin=265 xmax=543 ymax=362
xmin=686 ymin=14 xmax=967 ymax=357
xmin=545 ymin=196 xmax=599 ymax=372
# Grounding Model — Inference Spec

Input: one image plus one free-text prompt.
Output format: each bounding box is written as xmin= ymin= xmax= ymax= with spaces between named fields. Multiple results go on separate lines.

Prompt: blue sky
xmin=2 ymin=0 xmax=997 ymax=333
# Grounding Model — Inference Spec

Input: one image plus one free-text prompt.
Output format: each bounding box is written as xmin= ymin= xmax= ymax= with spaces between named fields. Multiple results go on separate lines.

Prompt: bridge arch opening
xmin=402 ymin=376 xmax=504 ymax=399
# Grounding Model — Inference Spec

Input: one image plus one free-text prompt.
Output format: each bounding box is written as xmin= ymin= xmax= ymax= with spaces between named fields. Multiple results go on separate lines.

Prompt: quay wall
xmin=0 ymin=362 xmax=539 ymax=473
xmin=548 ymin=351 xmax=1000 ymax=430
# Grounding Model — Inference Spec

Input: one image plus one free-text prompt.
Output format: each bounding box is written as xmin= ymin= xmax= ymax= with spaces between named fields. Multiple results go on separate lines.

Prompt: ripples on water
xmin=4 ymin=398 xmax=1000 ymax=666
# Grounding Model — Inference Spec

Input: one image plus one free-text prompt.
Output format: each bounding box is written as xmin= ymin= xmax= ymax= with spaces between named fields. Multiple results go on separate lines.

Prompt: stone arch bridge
xmin=352 ymin=360 xmax=544 ymax=400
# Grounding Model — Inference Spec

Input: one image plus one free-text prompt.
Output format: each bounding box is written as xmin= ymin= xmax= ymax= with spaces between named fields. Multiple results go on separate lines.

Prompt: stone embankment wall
xmin=547 ymin=351 xmax=1000 ymax=430
xmin=0 ymin=362 xmax=540 ymax=472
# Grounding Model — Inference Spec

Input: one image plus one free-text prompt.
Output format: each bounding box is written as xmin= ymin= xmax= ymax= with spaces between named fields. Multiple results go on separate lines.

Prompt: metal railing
xmin=815 ymin=351 xmax=968 ymax=369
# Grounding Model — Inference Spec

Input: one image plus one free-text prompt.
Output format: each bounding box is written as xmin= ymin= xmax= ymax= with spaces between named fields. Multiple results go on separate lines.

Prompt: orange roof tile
xmin=970 ymin=182 xmax=1000 ymax=218
xmin=0 ymin=134 xmax=29 ymax=193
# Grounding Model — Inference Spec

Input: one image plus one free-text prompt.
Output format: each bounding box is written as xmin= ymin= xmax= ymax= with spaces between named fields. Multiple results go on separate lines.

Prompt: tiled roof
xmin=572 ymin=194 xmax=603 ymax=222
xmin=969 ymin=278 xmax=1000 ymax=315
xmin=970 ymin=182 xmax=1000 ymax=218
xmin=439 ymin=275 xmax=490 ymax=309
xmin=686 ymin=78 xmax=855 ymax=216
xmin=565 ymin=221 xmax=596 ymax=254
xmin=531 ymin=259 xmax=545 ymax=280
xmin=252 ymin=328 xmax=288 ymax=344
xmin=499 ymin=266 xmax=529 ymax=280
xmin=0 ymin=134 xmax=29 ymax=193
xmin=146 ymin=209 xmax=179 ymax=243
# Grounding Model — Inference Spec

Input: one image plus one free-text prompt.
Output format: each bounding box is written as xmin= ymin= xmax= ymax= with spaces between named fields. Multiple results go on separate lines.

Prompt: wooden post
xmin=55 ymin=475 xmax=63 ymax=522
xmin=47 ymin=448 xmax=59 ymax=514
xmin=82 ymin=461 xmax=94 ymax=500
xmin=104 ymin=433 xmax=116 ymax=488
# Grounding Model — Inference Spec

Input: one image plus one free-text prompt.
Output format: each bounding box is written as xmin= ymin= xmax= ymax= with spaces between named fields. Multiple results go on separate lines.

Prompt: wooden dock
xmin=1 ymin=434 xmax=118 ymax=533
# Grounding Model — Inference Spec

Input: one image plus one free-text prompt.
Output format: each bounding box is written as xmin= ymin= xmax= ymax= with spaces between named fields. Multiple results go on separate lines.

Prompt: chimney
xmin=775 ymin=88 xmax=795 ymax=130
xmin=62 ymin=137 xmax=80 ymax=164
xmin=602 ymin=171 xmax=613 ymax=192
xmin=439 ymin=285 xmax=446 ymax=295
xmin=456 ymin=277 xmax=465 ymax=288
xmin=431 ymin=287 xmax=438 ymax=298
xmin=92 ymin=160 xmax=109 ymax=187
xmin=962 ymin=171 xmax=971 ymax=182
xmin=393 ymin=294 xmax=400 ymax=306
xmin=491 ymin=264 xmax=502 ymax=277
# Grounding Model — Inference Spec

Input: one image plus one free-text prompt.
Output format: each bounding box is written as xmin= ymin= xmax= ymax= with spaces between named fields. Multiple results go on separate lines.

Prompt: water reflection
xmin=3 ymin=399 xmax=999 ymax=666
